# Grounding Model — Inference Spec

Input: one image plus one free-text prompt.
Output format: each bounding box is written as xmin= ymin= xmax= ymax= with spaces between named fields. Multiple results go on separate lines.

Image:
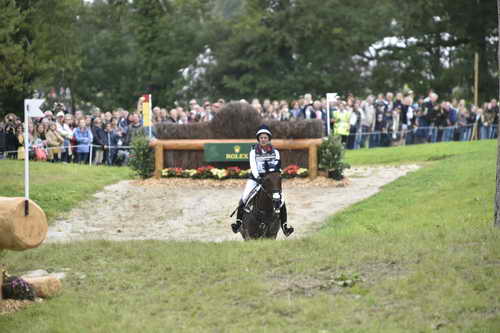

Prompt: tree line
xmin=1 ymin=0 xmax=497 ymax=117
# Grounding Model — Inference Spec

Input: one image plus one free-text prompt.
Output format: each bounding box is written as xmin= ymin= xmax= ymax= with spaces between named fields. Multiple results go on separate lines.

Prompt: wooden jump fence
xmin=153 ymin=139 xmax=323 ymax=179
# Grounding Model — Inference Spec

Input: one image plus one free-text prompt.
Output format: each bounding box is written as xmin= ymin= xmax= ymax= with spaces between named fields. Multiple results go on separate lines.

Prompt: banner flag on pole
xmin=24 ymin=99 xmax=45 ymax=117
xmin=142 ymin=94 xmax=151 ymax=127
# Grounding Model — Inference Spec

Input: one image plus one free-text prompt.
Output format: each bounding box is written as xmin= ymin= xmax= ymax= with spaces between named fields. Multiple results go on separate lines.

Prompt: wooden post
xmin=154 ymin=143 xmax=163 ymax=179
xmin=308 ymin=144 xmax=318 ymax=179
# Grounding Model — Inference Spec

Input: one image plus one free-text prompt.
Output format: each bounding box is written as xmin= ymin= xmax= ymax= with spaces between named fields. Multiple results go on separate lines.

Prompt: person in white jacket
xmin=231 ymin=125 xmax=293 ymax=236
xmin=55 ymin=111 xmax=74 ymax=162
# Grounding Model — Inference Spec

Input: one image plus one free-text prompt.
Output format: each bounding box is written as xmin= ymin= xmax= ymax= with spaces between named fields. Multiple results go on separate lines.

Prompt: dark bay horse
xmin=240 ymin=172 xmax=284 ymax=240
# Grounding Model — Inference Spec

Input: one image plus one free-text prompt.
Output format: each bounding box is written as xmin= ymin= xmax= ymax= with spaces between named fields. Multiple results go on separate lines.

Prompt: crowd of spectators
xmin=151 ymin=91 xmax=498 ymax=149
xmin=0 ymin=89 xmax=498 ymax=166
xmin=0 ymin=105 xmax=146 ymax=165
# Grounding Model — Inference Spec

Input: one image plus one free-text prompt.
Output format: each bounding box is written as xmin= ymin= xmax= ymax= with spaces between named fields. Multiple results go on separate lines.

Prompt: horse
xmin=239 ymin=172 xmax=284 ymax=240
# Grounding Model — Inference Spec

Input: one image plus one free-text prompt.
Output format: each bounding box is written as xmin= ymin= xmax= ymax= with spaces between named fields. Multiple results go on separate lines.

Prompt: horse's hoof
xmin=231 ymin=223 xmax=240 ymax=233
xmin=283 ymin=226 xmax=294 ymax=237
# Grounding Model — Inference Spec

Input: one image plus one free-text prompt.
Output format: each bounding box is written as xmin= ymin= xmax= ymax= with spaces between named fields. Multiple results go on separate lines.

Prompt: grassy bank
xmin=0 ymin=160 xmax=132 ymax=222
xmin=1 ymin=140 xmax=499 ymax=332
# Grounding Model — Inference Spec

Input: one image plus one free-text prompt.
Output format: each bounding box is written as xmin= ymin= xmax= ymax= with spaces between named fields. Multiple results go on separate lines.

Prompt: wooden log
xmin=154 ymin=143 xmax=163 ymax=179
xmin=21 ymin=276 xmax=61 ymax=298
xmin=308 ymin=144 xmax=318 ymax=179
xmin=0 ymin=197 xmax=48 ymax=251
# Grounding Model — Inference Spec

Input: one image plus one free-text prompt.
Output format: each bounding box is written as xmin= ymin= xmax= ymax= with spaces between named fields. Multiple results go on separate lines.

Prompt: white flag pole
xmin=23 ymin=98 xmax=45 ymax=216
xmin=326 ymin=99 xmax=331 ymax=137
xmin=149 ymin=94 xmax=152 ymax=139
xmin=24 ymin=102 xmax=30 ymax=216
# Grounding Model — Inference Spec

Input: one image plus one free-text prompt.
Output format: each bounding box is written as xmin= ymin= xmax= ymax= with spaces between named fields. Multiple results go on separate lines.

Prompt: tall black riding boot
xmin=280 ymin=203 xmax=294 ymax=237
xmin=231 ymin=201 xmax=245 ymax=233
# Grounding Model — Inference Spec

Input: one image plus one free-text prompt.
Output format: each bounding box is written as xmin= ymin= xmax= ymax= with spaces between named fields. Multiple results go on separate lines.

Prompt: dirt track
xmin=47 ymin=165 xmax=419 ymax=243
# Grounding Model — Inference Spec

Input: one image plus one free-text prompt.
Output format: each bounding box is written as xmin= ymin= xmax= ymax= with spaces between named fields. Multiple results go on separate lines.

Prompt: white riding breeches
xmin=241 ymin=179 xmax=259 ymax=204
xmin=240 ymin=179 xmax=285 ymax=206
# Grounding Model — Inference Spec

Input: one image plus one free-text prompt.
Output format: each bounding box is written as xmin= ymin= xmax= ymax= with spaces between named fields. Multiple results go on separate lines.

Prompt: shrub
xmin=318 ymin=135 xmax=350 ymax=180
xmin=129 ymin=135 xmax=155 ymax=179
xmin=210 ymin=102 xmax=262 ymax=139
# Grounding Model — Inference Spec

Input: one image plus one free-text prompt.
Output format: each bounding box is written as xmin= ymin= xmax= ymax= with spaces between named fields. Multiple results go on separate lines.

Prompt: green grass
xmin=0 ymin=160 xmax=132 ymax=222
xmin=1 ymin=140 xmax=500 ymax=332
xmin=345 ymin=139 xmax=492 ymax=166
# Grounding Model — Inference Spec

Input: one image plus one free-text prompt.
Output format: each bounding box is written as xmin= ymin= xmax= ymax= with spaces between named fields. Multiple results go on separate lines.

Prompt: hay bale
xmin=210 ymin=102 xmax=262 ymax=139
xmin=155 ymin=122 xmax=213 ymax=140
xmin=0 ymin=197 xmax=48 ymax=251
xmin=154 ymin=102 xmax=323 ymax=140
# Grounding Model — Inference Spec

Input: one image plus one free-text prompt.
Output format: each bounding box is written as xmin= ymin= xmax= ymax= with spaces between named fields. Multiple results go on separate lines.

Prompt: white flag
xmin=24 ymin=99 xmax=45 ymax=117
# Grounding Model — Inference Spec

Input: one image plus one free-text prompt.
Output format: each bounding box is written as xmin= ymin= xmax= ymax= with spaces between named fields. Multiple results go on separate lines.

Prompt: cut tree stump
xmin=0 ymin=197 xmax=48 ymax=251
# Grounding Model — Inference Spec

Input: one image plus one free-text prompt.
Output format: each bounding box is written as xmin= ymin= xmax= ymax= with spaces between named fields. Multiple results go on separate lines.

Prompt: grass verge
xmin=1 ymin=140 xmax=499 ymax=332
xmin=0 ymin=160 xmax=132 ymax=222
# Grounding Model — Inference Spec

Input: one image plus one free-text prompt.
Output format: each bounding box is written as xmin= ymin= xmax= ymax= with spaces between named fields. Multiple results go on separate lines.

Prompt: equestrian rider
xmin=231 ymin=125 xmax=293 ymax=236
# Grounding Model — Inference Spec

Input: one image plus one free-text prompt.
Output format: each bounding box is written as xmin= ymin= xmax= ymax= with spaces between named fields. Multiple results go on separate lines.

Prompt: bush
xmin=318 ymin=135 xmax=350 ymax=180
xmin=129 ymin=135 xmax=155 ymax=179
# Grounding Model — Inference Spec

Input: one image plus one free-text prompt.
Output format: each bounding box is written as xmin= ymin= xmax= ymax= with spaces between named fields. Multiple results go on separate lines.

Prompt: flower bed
xmin=162 ymin=165 xmax=308 ymax=179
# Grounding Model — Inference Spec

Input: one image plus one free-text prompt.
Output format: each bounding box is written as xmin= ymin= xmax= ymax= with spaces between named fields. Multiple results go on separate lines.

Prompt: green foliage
xmin=1 ymin=0 xmax=498 ymax=115
xmin=128 ymin=135 xmax=154 ymax=179
xmin=1 ymin=141 xmax=499 ymax=331
xmin=318 ymin=135 xmax=350 ymax=180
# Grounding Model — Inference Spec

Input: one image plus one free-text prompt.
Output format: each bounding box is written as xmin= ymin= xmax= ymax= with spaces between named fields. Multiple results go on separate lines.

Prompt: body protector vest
xmin=249 ymin=144 xmax=281 ymax=179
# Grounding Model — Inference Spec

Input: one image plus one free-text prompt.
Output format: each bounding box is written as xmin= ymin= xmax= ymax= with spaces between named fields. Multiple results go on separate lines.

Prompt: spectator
xmin=73 ymin=119 xmax=93 ymax=164
xmin=360 ymin=96 xmax=376 ymax=148
xmin=92 ymin=118 xmax=106 ymax=165
xmin=482 ymin=101 xmax=497 ymax=139
xmin=56 ymin=112 xmax=74 ymax=163
xmin=46 ymin=122 xmax=64 ymax=162
xmin=332 ymin=102 xmax=351 ymax=145
xmin=103 ymin=122 xmax=118 ymax=165
xmin=4 ymin=114 xmax=18 ymax=159
xmin=289 ymin=100 xmax=301 ymax=120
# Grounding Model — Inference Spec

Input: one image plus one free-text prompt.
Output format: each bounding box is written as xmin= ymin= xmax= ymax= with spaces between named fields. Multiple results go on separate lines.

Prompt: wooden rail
xmin=153 ymin=139 xmax=323 ymax=179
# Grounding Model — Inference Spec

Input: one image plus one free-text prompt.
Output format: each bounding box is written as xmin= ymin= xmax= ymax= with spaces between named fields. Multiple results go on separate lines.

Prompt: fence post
xmin=308 ymin=144 xmax=318 ymax=179
xmin=154 ymin=143 xmax=163 ymax=179
xmin=89 ymin=144 xmax=93 ymax=166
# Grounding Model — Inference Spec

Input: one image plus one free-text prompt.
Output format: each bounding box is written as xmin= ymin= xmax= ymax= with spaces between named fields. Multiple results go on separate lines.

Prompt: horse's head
xmin=262 ymin=172 xmax=282 ymax=212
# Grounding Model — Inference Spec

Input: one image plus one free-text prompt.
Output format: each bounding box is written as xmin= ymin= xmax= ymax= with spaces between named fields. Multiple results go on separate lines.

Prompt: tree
xmin=0 ymin=0 xmax=36 ymax=117
xmin=377 ymin=0 xmax=498 ymax=100
xmin=0 ymin=0 xmax=82 ymax=117
xmin=203 ymin=0 xmax=393 ymax=100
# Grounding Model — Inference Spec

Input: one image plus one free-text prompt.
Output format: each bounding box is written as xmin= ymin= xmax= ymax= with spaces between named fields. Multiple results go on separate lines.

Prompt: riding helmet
xmin=256 ymin=124 xmax=272 ymax=140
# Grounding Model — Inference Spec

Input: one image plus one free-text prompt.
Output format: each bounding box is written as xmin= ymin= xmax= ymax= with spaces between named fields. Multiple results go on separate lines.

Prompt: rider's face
xmin=258 ymin=134 xmax=270 ymax=146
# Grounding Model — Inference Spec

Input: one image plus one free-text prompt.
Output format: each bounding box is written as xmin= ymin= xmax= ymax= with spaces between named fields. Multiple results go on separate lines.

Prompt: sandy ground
xmin=47 ymin=165 xmax=419 ymax=243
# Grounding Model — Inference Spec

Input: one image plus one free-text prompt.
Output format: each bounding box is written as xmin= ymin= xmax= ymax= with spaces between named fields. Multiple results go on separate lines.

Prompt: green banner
xmin=204 ymin=143 xmax=253 ymax=162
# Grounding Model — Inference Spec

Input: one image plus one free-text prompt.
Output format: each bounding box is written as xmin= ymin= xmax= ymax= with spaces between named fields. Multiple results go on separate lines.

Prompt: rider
xmin=231 ymin=125 xmax=293 ymax=236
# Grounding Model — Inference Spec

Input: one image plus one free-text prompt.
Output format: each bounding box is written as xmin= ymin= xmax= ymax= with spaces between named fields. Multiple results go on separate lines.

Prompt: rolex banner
xmin=142 ymin=94 xmax=152 ymax=127
xmin=204 ymin=143 xmax=253 ymax=162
